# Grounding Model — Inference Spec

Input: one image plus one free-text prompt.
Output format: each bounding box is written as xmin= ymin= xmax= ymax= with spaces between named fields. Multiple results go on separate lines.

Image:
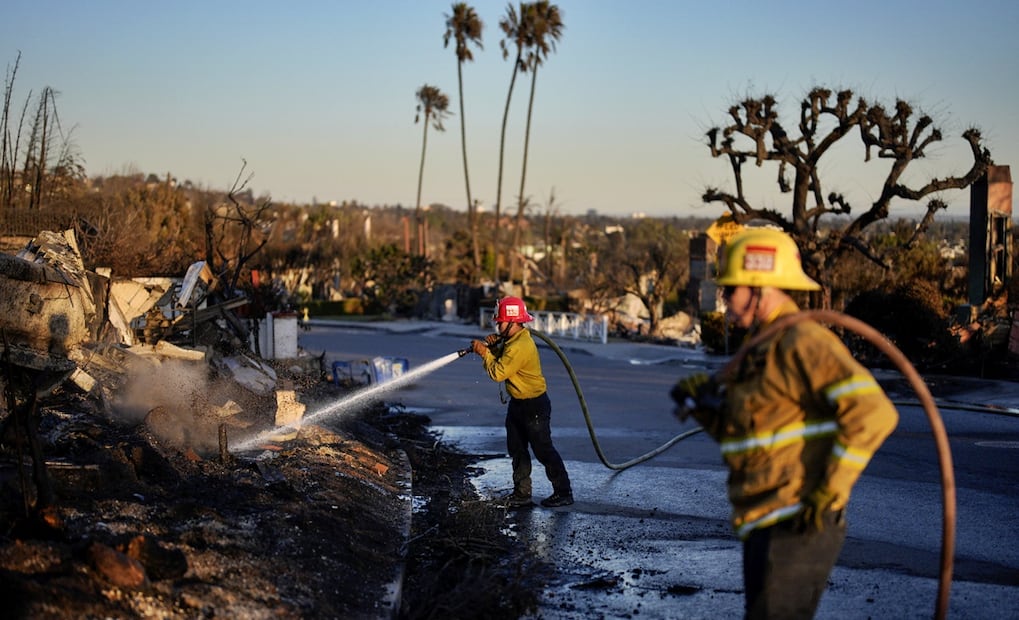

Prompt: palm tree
xmin=414 ymin=84 xmax=450 ymax=257
xmin=509 ymin=1 xmax=564 ymax=283
xmin=494 ymin=2 xmax=529 ymax=283
xmin=443 ymin=3 xmax=484 ymax=283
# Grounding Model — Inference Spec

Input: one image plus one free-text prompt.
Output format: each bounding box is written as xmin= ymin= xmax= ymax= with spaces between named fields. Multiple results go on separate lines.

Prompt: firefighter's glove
xmin=484 ymin=334 xmax=501 ymax=346
xmin=800 ymin=486 xmax=839 ymax=532
xmin=669 ymin=372 xmax=720 ymax=422
xmin=470 ymin=339 xmax=488 ymax=356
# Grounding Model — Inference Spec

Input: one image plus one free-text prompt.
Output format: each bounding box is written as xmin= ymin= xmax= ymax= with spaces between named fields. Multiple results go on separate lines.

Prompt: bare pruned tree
xmin=615 ymin=219 xmax=689 ymax=335
xmin=204 ymin=160 xmax=275 ymax=298
xmin=703 ymin=87 xmax=992 ymax=307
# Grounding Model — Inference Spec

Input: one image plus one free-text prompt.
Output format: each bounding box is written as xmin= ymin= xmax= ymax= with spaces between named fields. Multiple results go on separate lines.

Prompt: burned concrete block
xmin=270 ymin=390 xmax=306 ymax=441
xmin=127 ymin=340 xmax=207 ymax=362
xmin=68 ymin=368 xmax=97 ymax=393
xmin=210 ymin=400 xmax=243 ymax=419
xmin=219 ymin=355 xmax=277 ymax=395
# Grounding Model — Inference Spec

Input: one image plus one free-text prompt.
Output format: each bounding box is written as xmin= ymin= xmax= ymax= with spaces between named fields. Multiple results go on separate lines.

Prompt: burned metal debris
xmin=0 ymin=228 xmax=310 ymax=449
xmin=0 ymin=229 xmax=417 ymax=617
xmin=0 ymin=229 xmax=551 ymax=619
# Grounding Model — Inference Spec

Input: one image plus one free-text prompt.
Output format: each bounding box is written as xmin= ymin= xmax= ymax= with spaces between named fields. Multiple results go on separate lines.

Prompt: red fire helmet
xmin=493 ymin=296 xmax=534 ymax=324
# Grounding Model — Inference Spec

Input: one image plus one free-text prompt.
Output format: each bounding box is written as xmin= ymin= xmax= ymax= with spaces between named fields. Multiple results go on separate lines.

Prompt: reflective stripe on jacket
xmin=480 ymin=327 xmax=546 ymax=399
xmin=692 ymin=301 xmax=898 ymax=539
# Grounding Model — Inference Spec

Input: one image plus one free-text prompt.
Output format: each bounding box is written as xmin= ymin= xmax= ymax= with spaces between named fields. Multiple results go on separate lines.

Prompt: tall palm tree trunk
xmin=510 ymin=67 xmax=539 ymax=283
xmin=415 ymin=113 xmax=430 ymax=257
xmin=494 ymin=54 xmax=522 ymax=282
xmin=456 ymin=63 xmax=481 ymax=283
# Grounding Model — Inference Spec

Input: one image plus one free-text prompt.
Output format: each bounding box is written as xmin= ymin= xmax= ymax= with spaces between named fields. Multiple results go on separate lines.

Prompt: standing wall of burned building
xmin=688 ymin=234 xmax=719 ymax=313
xmin=968 ymin=164 xmax=1013 ymax=307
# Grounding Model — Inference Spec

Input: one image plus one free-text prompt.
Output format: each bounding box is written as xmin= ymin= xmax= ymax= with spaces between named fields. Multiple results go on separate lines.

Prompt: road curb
xmin=381 ymin=447 xmax=414 ymax=618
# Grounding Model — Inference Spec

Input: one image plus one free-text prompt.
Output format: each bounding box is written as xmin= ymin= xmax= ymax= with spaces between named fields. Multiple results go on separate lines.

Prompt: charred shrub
xmin=844 ymin=282 xmax=961 ymax=371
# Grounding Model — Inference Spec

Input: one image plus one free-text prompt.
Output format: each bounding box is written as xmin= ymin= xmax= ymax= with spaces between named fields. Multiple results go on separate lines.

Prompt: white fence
xmin=479 ymin=308 xmax=608 ymax=344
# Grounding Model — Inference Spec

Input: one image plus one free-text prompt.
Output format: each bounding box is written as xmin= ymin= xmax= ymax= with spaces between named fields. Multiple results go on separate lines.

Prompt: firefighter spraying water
xmin=461 ymin=296 xmax=575 ymax=508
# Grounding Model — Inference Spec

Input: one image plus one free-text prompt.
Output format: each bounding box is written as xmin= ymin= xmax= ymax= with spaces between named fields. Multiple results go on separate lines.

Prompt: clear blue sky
xmin=3 ymin=0 xmax=1017 ymax=218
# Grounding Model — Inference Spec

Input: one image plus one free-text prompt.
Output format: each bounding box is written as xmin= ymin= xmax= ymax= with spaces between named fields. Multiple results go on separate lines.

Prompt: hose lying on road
xmin=534 ymin=309 xmax=956 ymax=620
xmin=529 ymin=329 xmax=704 ymax=471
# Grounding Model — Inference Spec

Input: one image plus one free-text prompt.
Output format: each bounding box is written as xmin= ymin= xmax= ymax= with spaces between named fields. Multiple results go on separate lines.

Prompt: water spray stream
xmin=232 ymin=351 xmax=463 ymax=453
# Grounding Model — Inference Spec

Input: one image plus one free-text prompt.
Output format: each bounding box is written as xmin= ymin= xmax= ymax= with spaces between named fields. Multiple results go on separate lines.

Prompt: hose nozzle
xmin=458 ymin=338 xmax=492 ymax=357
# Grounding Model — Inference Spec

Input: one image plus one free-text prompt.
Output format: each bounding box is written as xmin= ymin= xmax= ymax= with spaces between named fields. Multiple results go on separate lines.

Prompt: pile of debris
xmin=0 ymin=230 xmax=549 ymax=618
xmin=0 ymin=230 xmax=409 ymax=617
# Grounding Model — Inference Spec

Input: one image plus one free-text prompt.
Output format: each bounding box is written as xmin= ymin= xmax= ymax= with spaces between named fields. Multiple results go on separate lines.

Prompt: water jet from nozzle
xmin=231 ymin=351 xmax=463 ymax=452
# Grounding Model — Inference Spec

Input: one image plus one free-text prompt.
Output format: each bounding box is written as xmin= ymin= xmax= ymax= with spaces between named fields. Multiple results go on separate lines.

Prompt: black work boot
xmin=499 ymin=490 xmax=533 ymax=507
xmin=540 ymin=491 xmax=574 ymax=508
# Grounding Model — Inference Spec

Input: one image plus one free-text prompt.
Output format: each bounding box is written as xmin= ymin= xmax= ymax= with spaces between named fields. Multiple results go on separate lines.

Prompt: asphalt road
xmin=300 ymin=321 xmax=1019 ymax=619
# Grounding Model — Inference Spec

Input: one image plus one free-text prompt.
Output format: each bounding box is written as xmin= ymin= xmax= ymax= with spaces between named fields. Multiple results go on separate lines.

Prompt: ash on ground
xmin=0 ymin=373 xmax=549 ymax=619
xmin=0 ymin=229 xmax=549 ymax=618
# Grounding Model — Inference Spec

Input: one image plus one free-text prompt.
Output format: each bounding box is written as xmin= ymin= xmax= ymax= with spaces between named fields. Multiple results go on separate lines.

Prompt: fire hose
xmin=459 ymin=334 xmax=706 ymax=469
xmin=525 ymin=330 xmax=706 ymax=470
xmin=468 ymin=311 xmax=955 ymax=620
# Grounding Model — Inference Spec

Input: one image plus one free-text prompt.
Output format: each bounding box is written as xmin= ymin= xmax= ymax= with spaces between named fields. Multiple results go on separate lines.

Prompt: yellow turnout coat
xmin=692 ymin=301 xmax=899 ymax=539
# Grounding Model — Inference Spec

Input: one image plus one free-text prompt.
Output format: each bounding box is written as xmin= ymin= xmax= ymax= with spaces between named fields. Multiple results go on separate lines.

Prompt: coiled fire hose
xmin=531 ymin=310 xmax=956 ymax=620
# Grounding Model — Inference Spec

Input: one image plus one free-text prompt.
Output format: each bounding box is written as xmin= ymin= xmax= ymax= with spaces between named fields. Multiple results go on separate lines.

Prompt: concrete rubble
xmin=0 ymin=228 xmax=305 ymax=438
xmin=0 ymin=229 xmax=416 ymax=618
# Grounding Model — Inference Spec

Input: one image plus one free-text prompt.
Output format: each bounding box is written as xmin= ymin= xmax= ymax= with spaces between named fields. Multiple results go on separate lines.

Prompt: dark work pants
xmin=505 ymin=392 xmax=572 ymax=497
xmin=742 ymin=511 xmax=847 ymax=620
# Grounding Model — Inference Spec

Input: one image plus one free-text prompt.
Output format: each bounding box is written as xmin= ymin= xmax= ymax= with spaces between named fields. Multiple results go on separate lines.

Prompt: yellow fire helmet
xmin=716 ymin=227 xmax=821 ymax=291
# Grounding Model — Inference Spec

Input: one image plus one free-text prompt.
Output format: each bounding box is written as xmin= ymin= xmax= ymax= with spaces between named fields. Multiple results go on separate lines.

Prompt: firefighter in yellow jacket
xmin=471 ymin=297 xmax=574 ymax=508
xmin=672 ymin=228 xmax=898 ymax=619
